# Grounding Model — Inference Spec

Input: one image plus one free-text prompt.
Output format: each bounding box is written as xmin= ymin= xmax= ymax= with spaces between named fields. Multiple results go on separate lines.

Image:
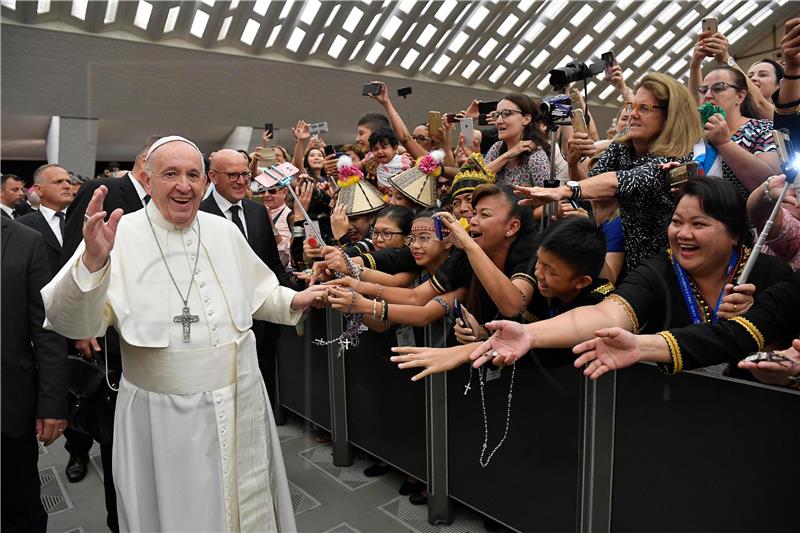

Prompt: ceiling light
xmin=342 ymin=7 xmax=363 ymax=33
xmin=506 ymin=44 xmax=526 ymax=63
xmin=133 ymin=1 xmax=153 ymax=30
xmin=431 ymin=55 xmax=451 ymax=75
xmin=671 ymin=36 xmax=692 ymax=53
xmin=651 ymin=55 xmax=670 ymax=71
xmin=654 ymin=30 xmax=675 ymax=49
xmin=660 ymin=2 xmax=681 ymax=23
xmin=676 ymin=9 xmax=699 ymax=30
xmin=164 ymin=5 xmax=180 ymax=32
xmin=401 ymin=49 xmax=420 ymax=69
xmin=545 ymin=0 xmax=567 ymax=19
xmin=518 ymin=0 xmax=534 ymax=12
xmin=386 ymin=47 xmax=401 ymax=64
xmin=616 ymin=45 xmax=635 ymax=62
xmin=614 ymin=19 xmax=637 ymax=39
xmin=489 ymin=65 xmax=507 ymax=83
xmin=479 ymin=38 xmax=498 ymax=57
xmin=328 ymin=35 xmax=347 ymax=58
xmin=530 ymin=49 xmax=550 ymax=68
xmin=668 ymin=58 xmax=687 ymax=75
xmin=594 ymin=13 xmax=616 ymax=33
xmin=638 ymin=26 xmax=657 ymax=43
xmin=537 ymin=76 xmax=551 ymax=91
xmin=727 ymin=27 xmax=747 ymax=44
xmin=435 ymin=0 xmax=457 ymax=20
xmin=750 ymin=7 xmax=773 ymax=26
xmin=514 ymin=69 xmax=531 ymax=87
xmin=366 ymin=42 xmax=385 ymax=64
xmin=616 ymin=0 xmax=633 ymax=9
xmin=190 ymin=9 xmax=209 ymax=37
xmin=523 ymin=21 xmax=546 ymax=42
xmin=735 ymin=1 xmax=758 ymax=20
xmin=365 ymin=13 xmax=381 ymax=34
xmin=718 ymin=0 xmax=737 ymax=15
xmin=599 ymin=85 xmax=615 ymax=99
xmin=550 ymin=28 xmax=570 ymax=48
xmin=637 ymin=0 xmax=659 ymax=17
xmin=633 ymin=50 xmax=654 ymax=67
xmin=497 ymin=14 xmax=518 ymax=36
xmin=241 ymin=19 xmax=260 ymax=45
xmin=230 ymin=0 xmax=239 ymax=9
xmin=467 ymin=5 xmax=490 ymax=29
xmin=573 ymin=34 xmax=593 ymax=54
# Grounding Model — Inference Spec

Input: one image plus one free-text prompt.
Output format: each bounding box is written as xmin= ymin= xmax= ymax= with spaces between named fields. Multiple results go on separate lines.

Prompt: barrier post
xmin=327 ymin=309 xmax=354 ymax=466
xmin=576 ymin=373 xmax=616 ymax=533
xmin=425 ymin=321 xmax=453 ymax=525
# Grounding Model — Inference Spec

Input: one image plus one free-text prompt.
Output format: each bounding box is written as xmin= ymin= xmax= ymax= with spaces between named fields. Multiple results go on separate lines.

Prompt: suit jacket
xmin=1 ymin=218 xmax=68 ymax=438
xmin=16 ymin=209 xmax=63 ymax=276
xmin=199 ymin=196 xmax=294 ymax=288
xmin=62 ymin=174 xmax=144 ymax=265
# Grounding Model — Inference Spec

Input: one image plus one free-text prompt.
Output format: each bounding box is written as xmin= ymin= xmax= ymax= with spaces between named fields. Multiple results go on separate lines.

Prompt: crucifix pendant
xmin=173 ymin=306 xmax=200 ymax=342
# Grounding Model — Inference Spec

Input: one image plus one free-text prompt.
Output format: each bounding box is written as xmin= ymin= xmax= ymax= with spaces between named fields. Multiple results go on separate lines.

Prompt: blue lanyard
xmin=671 ymin=248 xmax=740 ymax=324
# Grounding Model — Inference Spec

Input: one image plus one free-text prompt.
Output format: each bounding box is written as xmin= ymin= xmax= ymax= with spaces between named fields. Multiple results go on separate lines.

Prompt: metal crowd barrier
xmin=275 ymin=309 xmax=800 ymax=533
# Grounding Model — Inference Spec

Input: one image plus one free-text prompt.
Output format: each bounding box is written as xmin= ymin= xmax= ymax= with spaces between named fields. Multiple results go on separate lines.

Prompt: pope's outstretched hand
xmin=82 ymin=185 xmax=124 ymax=273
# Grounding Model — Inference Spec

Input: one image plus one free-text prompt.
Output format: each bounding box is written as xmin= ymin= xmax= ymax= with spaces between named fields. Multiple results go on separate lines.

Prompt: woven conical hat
xmin=338 ymin=179 xmax=386 ymax=216
xmin=390 ymin=166 xmax=437 ymax=208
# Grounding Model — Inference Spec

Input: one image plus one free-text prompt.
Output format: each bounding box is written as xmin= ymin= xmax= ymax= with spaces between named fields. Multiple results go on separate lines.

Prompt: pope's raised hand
xmin=82 ymin=185 xmax=124 ymax=273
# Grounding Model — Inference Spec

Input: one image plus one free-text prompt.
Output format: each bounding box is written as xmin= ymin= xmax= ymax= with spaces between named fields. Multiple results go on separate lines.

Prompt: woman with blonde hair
xmin=522 ymin=72 xmax=703 ymax=272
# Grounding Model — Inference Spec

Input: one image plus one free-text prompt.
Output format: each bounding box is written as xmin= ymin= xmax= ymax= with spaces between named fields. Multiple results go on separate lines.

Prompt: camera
xmin=548 ymin=60 xmax=603 ymax=90
xmin=540 ymin=95 xmax=572 ymax=128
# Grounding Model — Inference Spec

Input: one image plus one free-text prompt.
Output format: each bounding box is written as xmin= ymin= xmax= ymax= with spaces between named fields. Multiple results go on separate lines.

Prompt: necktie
xmin=230 ymin=205 xmax=246 ymax=237
xmin=54 ymin=211 xmax=66 ymax=240
xmin=143 ymin=194 xmax=151 ymax=205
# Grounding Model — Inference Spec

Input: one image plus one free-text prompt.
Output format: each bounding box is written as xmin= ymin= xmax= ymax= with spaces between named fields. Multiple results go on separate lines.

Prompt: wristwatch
xmin=722 ymin=56 xmax=736 ymax=68
xmin=566 ymin=180 xmax=582 ymax=200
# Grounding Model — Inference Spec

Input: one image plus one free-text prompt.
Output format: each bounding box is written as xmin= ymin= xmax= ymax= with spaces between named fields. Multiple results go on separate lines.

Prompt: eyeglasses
xmin=265 ymin=187 xmax=284 ymax=195
xmin=404 ymin=234 xmax=438 ymax=247
xmin=412 ymin=135 xmax=431 ymax=143
xmin=373 ymin=230 xmax=405 ymax=240
xmin=696 ymin=81 xmax=742 ymax=97
xmin=495 ymin=109 xmax=523 ymax=119
xmin=629 ymin=102 xmax=666 ymax=116
xmin=211 ymin=169 xmax=252 ymax=181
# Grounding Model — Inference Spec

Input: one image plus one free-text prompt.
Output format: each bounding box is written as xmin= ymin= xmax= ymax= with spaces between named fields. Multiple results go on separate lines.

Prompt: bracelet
xmin=762 ymin=178 xmax=775 ymax=203
xmin=433 ymin=296 xmax=451 ymax=314
xmin=292 ymin=227 xmax=306 ymax=238
xmin=376 ymin=284 xmax=383 ymax=301
xmin=381 ymin=301 xmax=389 ymax=322
xmin=371 ymin=298 xmax=378 ymax=319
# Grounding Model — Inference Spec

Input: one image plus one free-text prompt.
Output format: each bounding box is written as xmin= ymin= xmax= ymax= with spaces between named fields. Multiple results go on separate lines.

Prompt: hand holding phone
xmin=460 ymin=117 xmax=474 ymax=147
xmin=428 ymin=111 xmax=442 ymax=135
xmin=702 ymin=17 xmax=718 ymax=35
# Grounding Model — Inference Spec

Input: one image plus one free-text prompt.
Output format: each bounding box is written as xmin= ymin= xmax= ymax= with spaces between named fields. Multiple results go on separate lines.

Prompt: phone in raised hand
xmin=701 ymin=17 xmax=718 ymax=34
xmin=460 ymin=117 xmax=474 ymax=147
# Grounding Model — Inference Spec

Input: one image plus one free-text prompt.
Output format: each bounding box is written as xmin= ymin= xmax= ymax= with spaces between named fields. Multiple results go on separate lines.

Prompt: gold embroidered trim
xmin=605 ymin=294 xmax=640 ymax=333
xmin=363 ymin=253 xmax=376 ymax=270
xmin=430 ymin=275 xmax=445 ymax=295
xmin=592 ymin=281 xmax=615 ymax=295
xmin=657 ymin=331 xmax=683 ymax=375
xmin=512 ymin=272 xmax=536 ymax=284
xmin=729 ymin=316 xmax=765 ymax=352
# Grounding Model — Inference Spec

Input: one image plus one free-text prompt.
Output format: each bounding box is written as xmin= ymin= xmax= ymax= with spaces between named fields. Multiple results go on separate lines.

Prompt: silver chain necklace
xmin=145 ymin=207 xmax=202 ymax=342
xmin=464 ymin=362 xmax=516 ymax=468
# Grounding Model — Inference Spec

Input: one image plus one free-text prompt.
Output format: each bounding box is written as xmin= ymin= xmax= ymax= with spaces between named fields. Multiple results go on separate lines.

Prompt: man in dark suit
xmin=1 ymin=173 xmax=30 ymax=219
xmin=200 ymin=149 xmax=294 ymax=413
xmin=56 ymin=136 xmax=157 ymax=533
xmin=16 ymin=164 xmax=73 ymax=275
xmin=1 ymin=217 xmax=68 ymax=533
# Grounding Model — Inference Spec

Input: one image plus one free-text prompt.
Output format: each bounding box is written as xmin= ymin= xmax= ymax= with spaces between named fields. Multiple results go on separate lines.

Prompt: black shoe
xmin=409 ymin=491 xmax=428 ymax=505
xmin=363 ymin=462 xmax=390 ymax=477
xmin=399 ymin=477 xmax=419 ymax=496
xmin=66 ymin=454 xmax=89 ymax=483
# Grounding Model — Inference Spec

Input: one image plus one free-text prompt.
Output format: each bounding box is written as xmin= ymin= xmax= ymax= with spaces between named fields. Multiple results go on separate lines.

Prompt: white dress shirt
xmin=38 ymin=204 xmax=68 ymax=245
xmin=127 ymin=172 xmax=148 ymax=206
xmin=212 ymin=190 xmax=247 ymax=239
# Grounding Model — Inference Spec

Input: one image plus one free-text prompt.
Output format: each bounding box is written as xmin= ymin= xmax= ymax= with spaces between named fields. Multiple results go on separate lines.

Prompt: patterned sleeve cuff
xmin=728 ymin=316 xmax=765 ymax=352
xmin=605 ymin=294 xmax=640 ymax=333
xmin=362 ymin=253 xmax=376 ymax=270
xmin=656 ymin=331 xmax=683 ymax=375
xmin=430 ymin=275 xmax=445 ymax=295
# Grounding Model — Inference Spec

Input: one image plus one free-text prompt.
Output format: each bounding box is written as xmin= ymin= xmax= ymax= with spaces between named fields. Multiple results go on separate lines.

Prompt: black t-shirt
xmin=611 ymin=248 xmax=791 ymax=334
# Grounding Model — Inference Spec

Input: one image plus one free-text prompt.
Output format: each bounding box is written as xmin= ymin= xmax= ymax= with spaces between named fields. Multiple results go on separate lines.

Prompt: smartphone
xmin=669 ymin=161 xmax=699 ymax=187
xmin=433 ymin=216 xmax=446 ymax=240
xmin=460 ymin=117 xmax=474 ymax=147
xmin=428 ymin=111 xmax=442 ymax=134
xmin=444 ymin=112 xmax=458 ymax=123
xmin=362 ymin=82 xmax=382 ymax=96
xmin=453 ymin=298 xmax=464 ymax=322
xmin=308 ymin=122 xmax=329 ymax=135
xmin=702 ymin=17 xmax=718 ymax=34
xmin=256 ymin=146 xmax=277 ymax=167
xmin=264 ymin=122 xmax=274 ymax=137
xmin=324 ymin=145 xmax=336 ymax=157
xmin=570 ymin=109 xmax=588 ymax=135
xmin=478 ymin=100 xmax=499 ymax=114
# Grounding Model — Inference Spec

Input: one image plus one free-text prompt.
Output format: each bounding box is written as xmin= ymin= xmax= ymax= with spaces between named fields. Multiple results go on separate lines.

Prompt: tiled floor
xmin=40 ymin=413 xmax=496 ymax=532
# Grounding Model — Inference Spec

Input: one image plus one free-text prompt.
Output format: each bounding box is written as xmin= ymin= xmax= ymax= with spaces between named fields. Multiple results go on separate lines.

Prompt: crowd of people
xmin=2 ymin=16 xmax=800 ymax=533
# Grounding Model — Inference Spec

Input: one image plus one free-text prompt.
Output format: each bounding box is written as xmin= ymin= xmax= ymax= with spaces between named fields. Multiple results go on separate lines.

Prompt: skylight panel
xmin=71 ymin=0 xmax=88 ymax=20
xmin=299 ymin=0 xmax=320 ymax=25
xmin=750 ymin=7 xmax=773 ymax=26
xmin=518 ymin=0 xmax=534 ymax=12
xmin=190 ymin=9 xmax=209 ymax=37
xmin=365 ymin=13 xmax=381 ymax=34
xmin=616 ymin=45 xmax=635 ymax=63
xmin=200 ymin=0 xmax=215 ymax=6
xmin=551 ymin=28 xmax=570 ymax=48
xmin=734 ymin=1 xmax=758 ymax=20
xmin=133 ymin=1 xmax=153 ymax=30
xmin=545 ymin=0 xmax=566 ymax=19
xmin=230 ymin=0 xmax=239 ymax=9
xmin=324 ymin=5 xmax=339 ymax=26
xmin=328 ymin=35 xmax=348 ymax=58
xmin=530 ymin=49 xmax=549 ymax=68
xmin=417 ymin=25 xmax=437 ymax=47
xmin=571 ymin=4 xmax=593 ymax=27
xmin=0 ymin=0 xmax=16 ymax=10
xmin=448 ymin=31 xmax=469 ymax=53
xmin=668 ymin=58 xmax=687 ymax=76
xmin=37 ymin=0 xmax=50 ymax=14
xmin=431 ymin=55 xmax=451 ymax=75
xmin=386 ymin=46 xmax=401 ymax=65
xmin=266 ymin=25 xmax=281 ymax=47
xmin=381 ymin=15 xmax=403 ymax=40
xmin=279 ymin=0 xmax=294 ymax=19
xmin=462 ymin=60 xmax=481 ymax=78
xmin=514 ymin=69 xmax=531 ymax=87
xmin=342 ymin=7 xmax=363 ymax=33
xmin=599 ymin=85 xmax=615 ymax=99
xmin=506 ymin=44 xmax=526 ymax=63
xmin=616 ymin=0 xmax=633 ymax=9
xmin=398 ymin=0 xmax=415 ymax=14
xmin=241 ymin=19 xmax=260 ymax=45
xmin=638 ymin=0 xmax=660 ymax=17
xmin=164 ymin=5 xmax=180 ymax=33
xmin=401 ymin=49 xmax=420 ymax=69
xmin=286 ymin=27 xmax=305 ymax=52
xmin=523 ymin=21 xmax=546 ymax=42
xmin=104 ymin=0 xmax=118 ymax=23
xmin=727 ymin=27 xmax=747 ymax=45
xmin=718 ymin=0 xmax=737 ymax=15
xmin=671 ymin=36 xmax=693 ymax=53
xmin=614 ymin=19 xmax=637 ymax=39
xmin=676 ymin=10 xmax=699 ymax=30
xmin=435 ymin=0 xmax=457 ymax=20
xmin=218 ymin=16 xmax=232 ymax=40
xmin=719 ymin=20 xmax=733 ymax=34
xmin=594 ymin=13 xmax=616 ymax=33
xmin=366 ymin=42 xmax=385 ymax=64
xmin=479 ymin=38 xmax=498 ymax=57
xmin=654 ymin=31 xmax=676 ymax=49
xmin=573 ymin=35 xmax=593 ymax=54
xmin=638 ymin=26 xmax=657 ymax=43
xmin=537 ymin=76 xmax=551 ymax=91
xmin=467 ymin=5 xmax=490 ymax=29
xmin=651 ymin=55 xmax=670 ymax=71
xmin=497 ymin=14 xmax=518 ymax=37
xmin=660 ymin=2 xmax=681 ymax=23
xmin=348 ymin=39 xmax=365 ymax=60
xmin=633 ymin=50 xmax=654 ymax=67
xmin=253 ymin=0 xmax=270 ymax=16
xmin=489 ymin=66 xmax=507 ymax=83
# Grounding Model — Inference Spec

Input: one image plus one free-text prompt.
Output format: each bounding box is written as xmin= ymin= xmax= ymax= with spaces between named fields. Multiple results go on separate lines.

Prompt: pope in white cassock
xmin=41 ymin=136 xmax=328 ymax=532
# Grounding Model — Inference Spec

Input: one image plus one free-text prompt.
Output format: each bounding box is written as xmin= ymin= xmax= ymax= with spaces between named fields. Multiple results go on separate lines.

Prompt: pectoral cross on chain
xmin=174 ymin=306 xmax=200 ymax=342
